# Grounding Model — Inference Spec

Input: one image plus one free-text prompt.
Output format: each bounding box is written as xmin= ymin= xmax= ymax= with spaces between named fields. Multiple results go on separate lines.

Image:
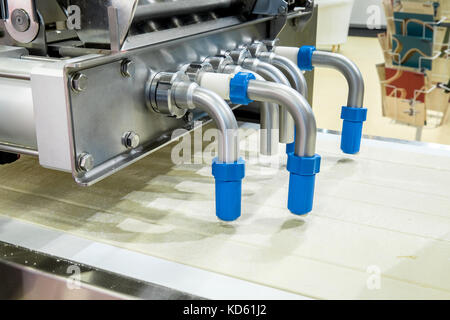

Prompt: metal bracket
xmin=253 ymin=0 xmax=288 ymax=16
xmin=3 ymin=0 xmax=39 ymax=44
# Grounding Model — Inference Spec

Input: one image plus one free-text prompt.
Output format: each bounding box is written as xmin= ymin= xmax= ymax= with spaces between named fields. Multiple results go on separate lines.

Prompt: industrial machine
xmin=0 ymin=0 xmax=385 ymax=301
xmin=0 ymin=0 xmax=366 ymax=222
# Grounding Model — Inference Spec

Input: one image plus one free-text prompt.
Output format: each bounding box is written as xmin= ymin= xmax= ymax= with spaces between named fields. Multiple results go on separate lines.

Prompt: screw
xmin=11 ymin=9 xmax=30 ymax=32
xmin=121 ymin=59 xmax=135 ymax=78
xmin=71 ymin=73 xmax=88 ymax=92
xmin=77 ymin=153 xmax=94 ymax=172
xmin=122 ymin=131 xmax=140 ymax=149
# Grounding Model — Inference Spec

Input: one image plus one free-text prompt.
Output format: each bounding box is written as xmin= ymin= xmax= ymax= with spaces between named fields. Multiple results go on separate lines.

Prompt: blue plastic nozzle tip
xmin=212 ymin=158 xmax=245 ymax=222
xmin=286 ymin=154 xmax=321 ymax=215
xmin=340 ymin=106 xmax=368 ymax=155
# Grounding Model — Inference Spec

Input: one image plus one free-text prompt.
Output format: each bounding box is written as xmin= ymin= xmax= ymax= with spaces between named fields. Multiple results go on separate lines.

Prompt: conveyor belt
xmin=0 ymin=124 xmax=449 ymax=299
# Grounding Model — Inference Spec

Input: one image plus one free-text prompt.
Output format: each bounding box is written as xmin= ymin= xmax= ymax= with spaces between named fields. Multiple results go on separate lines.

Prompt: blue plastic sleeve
xmin=297 ymin=46 xmax=316 ymax=71
xmin=229 ymin=72 xmax=256 ymax=105
xmin=340 ymin=106 xmax=368 ymax=155
xmin=286 ymin=154 xmax=321 ymax=215
xmin=286 ymin=142 xmax=295 ymax=154
xmin=212 ymin=158 xmax=245 ymax=221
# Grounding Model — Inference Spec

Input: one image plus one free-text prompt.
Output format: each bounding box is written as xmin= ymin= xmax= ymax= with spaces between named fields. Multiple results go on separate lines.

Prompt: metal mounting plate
xmin=3 ymin=0 xmax=39 ymax=44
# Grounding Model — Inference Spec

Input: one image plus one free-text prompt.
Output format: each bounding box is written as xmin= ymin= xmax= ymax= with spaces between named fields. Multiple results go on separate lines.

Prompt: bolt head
xmin=123 ymin=131 xmax=140 ymax=149
xmin=71 ymin=73 xmax=88 ymax=92
xmin=121 ymin=59 xmax=135 ymax=78
xmin=78 ymin=153 xmax=94 ymax=172
xmin=11 ymin=9 xmax=30 ymax=32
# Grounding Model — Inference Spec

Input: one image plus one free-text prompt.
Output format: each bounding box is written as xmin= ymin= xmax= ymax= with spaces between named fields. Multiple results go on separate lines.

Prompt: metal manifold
xmin=0 ymin=0 xmax=314 ymax=183
xmin=0 ymin=0 xmax=367 ymax=221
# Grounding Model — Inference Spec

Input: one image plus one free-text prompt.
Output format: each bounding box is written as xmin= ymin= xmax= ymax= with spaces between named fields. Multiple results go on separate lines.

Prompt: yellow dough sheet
xmin=0 ymin=125 xmax=449 ymax=299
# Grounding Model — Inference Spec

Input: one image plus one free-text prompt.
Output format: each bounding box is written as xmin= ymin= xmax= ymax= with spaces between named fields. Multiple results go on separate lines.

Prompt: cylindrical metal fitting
xmin=146 ymin=72 xmax=189 ymax=118
xmin=204 ymin=55 xmax=234 ymax=73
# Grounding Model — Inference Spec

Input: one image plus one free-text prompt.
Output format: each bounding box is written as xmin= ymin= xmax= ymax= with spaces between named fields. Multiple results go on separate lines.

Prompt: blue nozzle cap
xmin=212 ymin=158 xmax=245 ymax=221
xmin=340 ymin=106 xmax=368 ymax=154
xmin=298 ymin=46 xmax=316 ymax=71
xmin=230 ymin=72 xmax=256 ymax=105
xmin=287 ymin=154 xmax=321 ymax=215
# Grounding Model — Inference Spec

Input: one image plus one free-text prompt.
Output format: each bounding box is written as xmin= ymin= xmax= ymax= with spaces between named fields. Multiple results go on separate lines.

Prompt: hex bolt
xmin=121 ymin=59 xmax=135 ymax=78
xmin=77 ymin=153 xmax=94 ymax=172
xmin=71 ymin=73 xmax=88 ymax=93
xmin=11 ymin=9 xmax=31 ymax=32
xmin=122 ymin=131 xmax=140 ymax=149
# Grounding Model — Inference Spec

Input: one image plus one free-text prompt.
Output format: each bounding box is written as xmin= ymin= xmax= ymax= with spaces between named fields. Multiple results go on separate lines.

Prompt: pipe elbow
xmin=258 ymin=52 xmax=308 ymax=98
xmin=311 ymin=50 xmax=365 ymax=108
xmin=171 ymin=81 xmax=239 ymax=163
xmin=246 ymin=80 xmax=321 ymax=216
xmin=246 ymin=80 xmax=316 ymax=157
xmin=189 ymin=87 xmax=244 ymax=222
xmin=176 ymin=84 xmax=245 ymax=222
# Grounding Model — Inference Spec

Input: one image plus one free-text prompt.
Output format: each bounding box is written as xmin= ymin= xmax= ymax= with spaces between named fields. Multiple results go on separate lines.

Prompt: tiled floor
xmin=314 ymin=36 xmax=450 ymax=145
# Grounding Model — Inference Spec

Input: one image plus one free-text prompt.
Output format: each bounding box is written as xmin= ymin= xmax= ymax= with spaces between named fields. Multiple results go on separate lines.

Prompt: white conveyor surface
xmin=0 ymin=124 xmax=449 ymax=299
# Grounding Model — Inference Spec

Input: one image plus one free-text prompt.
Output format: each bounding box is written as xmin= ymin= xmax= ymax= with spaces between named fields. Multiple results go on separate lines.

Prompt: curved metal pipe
xmin=258 ymin=52 xmax=308 ymax=99
xmin=221 ymin=64 xmax=279 ymax=156
xmin=247 ymin=81 xmax=317 ymax=157
xmin=240 ymin=58 xmax=295 ymax=144
xmin=312 ymin=51 xmax=365 ymax=108
xmin=173 ymin=82 xmax=239 ymax=163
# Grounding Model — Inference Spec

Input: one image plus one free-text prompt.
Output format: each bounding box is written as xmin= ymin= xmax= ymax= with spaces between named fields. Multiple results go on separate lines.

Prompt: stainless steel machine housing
xmin=0 ymin=0 xmax=317 ymax=186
